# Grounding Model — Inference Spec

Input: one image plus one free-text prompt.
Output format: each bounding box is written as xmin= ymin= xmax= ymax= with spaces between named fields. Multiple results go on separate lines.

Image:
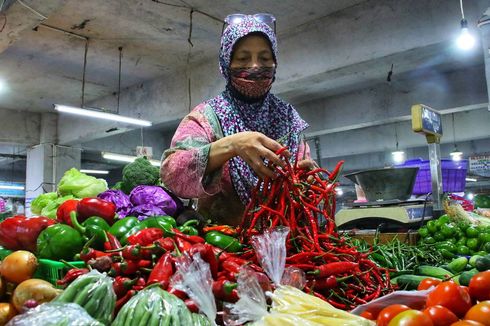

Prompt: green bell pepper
xmin=108 ymin=216 xmax=140 ymax=240
xmin=70 ymin=213 xmax=109 ymax=250
xmin=37 ymin=224 xmax=84 ymax=260
xmin=204 ymin=231 xmax=242 ymax=252
xmin=140 ymin=216 xmax=173 ymax=235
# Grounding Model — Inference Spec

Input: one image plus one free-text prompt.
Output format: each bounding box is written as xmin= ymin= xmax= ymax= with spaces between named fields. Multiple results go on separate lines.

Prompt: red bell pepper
xmin=0 ymin=215 xmax=56 ymax=252
xmin=56 ymin=199 xmax=79 ymax=226
xmin=77 ymin=198 xmax=116 ymax=225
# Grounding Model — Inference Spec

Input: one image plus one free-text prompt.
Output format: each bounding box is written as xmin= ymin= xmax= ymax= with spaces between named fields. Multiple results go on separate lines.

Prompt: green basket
xmin=34 ymin=259 xmax=86 ymax=287
xmin=0 ymin=247 xmax=85 ymax=288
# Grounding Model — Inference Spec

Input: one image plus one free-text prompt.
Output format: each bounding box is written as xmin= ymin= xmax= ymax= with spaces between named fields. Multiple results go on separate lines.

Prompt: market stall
xmin=0 ymin=152 xmax=488 ymax=326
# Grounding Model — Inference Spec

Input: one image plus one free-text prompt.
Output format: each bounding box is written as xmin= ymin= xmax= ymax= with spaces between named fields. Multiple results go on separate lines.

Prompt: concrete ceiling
xmin=0 ymin=0 xmax=489 ymax=189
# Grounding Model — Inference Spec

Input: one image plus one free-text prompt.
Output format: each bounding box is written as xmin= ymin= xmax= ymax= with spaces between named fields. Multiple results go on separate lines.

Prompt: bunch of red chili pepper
xmin=239 ymin=147 xmax=394 ymax=310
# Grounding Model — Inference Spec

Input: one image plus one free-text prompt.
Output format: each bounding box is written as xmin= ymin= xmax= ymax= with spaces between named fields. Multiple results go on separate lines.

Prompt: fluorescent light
xmin=450 ymin=150 xmax=463 ymax=161
xmin=102 ymin=152 xmax=160 ymax=167
xmin=467 ymin=193 xmax=474 ymax=200
xmin=457 ymin=19 xmax=475 ymax=50
xmin=0 ymin=185 xmax=25 ymax=190
xmin=391 ymin=150 xmax=405 ymax=164
xmin=54 ymin=104 xmax=152 ymax=127
xmin=0 ymin=78 xmax=6 ymax=93
xmin=465 ymin=177 xmax=477 ymax=182
xmin=80 ymin=169 xmax=109 ymax=175
xmin=335 ymin=187 xmax=343 ymax=196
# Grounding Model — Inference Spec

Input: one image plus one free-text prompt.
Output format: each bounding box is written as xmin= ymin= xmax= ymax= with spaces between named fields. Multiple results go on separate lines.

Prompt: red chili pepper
xmin=175 ymin=236 xmax=192 ymax=252
xmin=151 ymin=237 xmax=175 ymax=251
xmin=212 ymin=279 xmax=239 ymax=302
xmin=184 ymin=299 xmax=199 ymax=313
xmin=189 ymin=243 xmax=219 ymax=279
xmin=132 ymin=277 xmax=147 ymax=291
xmin=0 ymin=215 xmax=56 ymax=252
xmin=308 ymin=261 xmax=358 ymax=277
xmin=56 ymin=200 xmax=79 ymax=226
xmin=79 ymin=246 xmax=110 ymax=263
xmin=127 ymin=228 xmax=164 ymax=246
xmin=202 ymin=225 xmax=237 ymax=236
xmin=118 ymin=244 xmax=152 ymax=260
xmin=112 ymin=276 xmax=135 ymax=298
xmin=115 ymin=289 xmax=136 ymax=314
xmin=328 ymin=160 xmax=344 ymax=182
xmin=172 ymin=228 xmax=205 ymax=244
xmin=56 ymin=268 xmax=89 ymax=287
xmin=104 ymin=231 xmax=122 ymax=252
xmin=147 ymin=252 xmax=174 ymax=289
xmin=119 ymin=260 xmax=139 ymax=275
xmin=77 ymin=198 xmax=116 ymax=225
xmin=168 ymin=286 xmax=187 ymax=300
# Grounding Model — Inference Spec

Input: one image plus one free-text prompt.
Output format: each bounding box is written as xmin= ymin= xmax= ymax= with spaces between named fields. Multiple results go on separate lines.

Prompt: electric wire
xmin=460 ymin=0 xmax=465 ymax=19
xmin=117 ymin=46 xmax=123 ymax=114
xmin=16 ymin=0 xmax=47 ymax=19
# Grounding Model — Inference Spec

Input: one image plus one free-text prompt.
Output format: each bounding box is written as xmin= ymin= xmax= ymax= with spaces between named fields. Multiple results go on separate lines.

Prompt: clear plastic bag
xmin=6 ymin=302 xmax=103 ymax=326
xmin=54 ymin=270 xmax=116 ymax=325
xmin=251 ymin=226 xmax=289 ymax=285
xmin=171 ymin=252 xmax=216 ymax=325
xmin=112 ymin=286 xmax=195 ymax=326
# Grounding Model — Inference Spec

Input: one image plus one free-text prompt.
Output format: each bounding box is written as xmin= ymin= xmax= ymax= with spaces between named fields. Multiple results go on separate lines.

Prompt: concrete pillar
xmin=25 ymin=113 xmax=81 ymax=216
xmin=478 ymin=8 xmax=490 ymax=110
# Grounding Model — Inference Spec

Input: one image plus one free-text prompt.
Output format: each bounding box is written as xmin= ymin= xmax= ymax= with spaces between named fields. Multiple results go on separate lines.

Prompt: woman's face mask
xmin=229 ymin=66 xmax=275 ymax=99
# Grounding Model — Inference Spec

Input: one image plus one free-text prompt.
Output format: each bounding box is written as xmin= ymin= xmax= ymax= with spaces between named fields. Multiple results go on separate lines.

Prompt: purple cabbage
xmin=129 ymin=185 xmax=178 ymax=217
xmin=129 ymin=204 xmax=168 ymax=221
xmin=97 ymin=189 xmax=132 ymax=218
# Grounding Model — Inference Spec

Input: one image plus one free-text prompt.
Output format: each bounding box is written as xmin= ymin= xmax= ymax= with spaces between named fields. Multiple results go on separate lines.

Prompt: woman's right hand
xmin=229 ymin=131 xmax=288 ymax=179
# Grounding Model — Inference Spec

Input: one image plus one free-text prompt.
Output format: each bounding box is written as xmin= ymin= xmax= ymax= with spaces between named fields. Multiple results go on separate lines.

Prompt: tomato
xmin=464 ymin=301 xmax=490 ymax=326
xmin=451 ymin=321 xmax=485 ymax=326
xmin=469 ymin=271 xmax=490 ymax=302
xmin=426 ymin=281 xmax=472 ymax=317
xmin=377 ymin=304 xmax=411 ymax=326
xmin=360 ymin=310 xmax=375 ymax=320
xmin=418 ymin=278 xmax=442 ymax=291
xmin=423 ymin=305 xmax=458 ymax=326
xmin=387 ymin=310 xmax=433 ymax=326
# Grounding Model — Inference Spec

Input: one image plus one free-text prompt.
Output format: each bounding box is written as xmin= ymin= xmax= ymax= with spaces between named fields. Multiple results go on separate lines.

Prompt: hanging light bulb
xmin=450 ymin=113 xmax=463 ymax=161
xmin=456 ymin=1 xmax=475 ymax=50
xmin=457 ymin=18 xmax=475 ymax=50
xmin=392 ymin=150 xmax=406 ymax=163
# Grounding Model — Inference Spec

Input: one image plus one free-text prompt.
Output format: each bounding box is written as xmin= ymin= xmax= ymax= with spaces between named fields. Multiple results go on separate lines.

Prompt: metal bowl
xmin=344 ymin=167 xmax=419 ymax=201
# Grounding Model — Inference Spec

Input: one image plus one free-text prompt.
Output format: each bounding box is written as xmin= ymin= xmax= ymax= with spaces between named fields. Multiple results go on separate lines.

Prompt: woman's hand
xmin=229 ymin=131 xmax=288 ymax=179
xmin=297 ymin=159 xmax=318 ymax=171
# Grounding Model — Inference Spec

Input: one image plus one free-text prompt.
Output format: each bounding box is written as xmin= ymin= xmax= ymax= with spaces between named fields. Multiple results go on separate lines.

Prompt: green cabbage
xmin=40 ymin=195 xmax=76 ymax=219
xmin=58 ymin=168 xmax=108 ymax=198
xmin=30 ymin=192 xmax=58 ymax=214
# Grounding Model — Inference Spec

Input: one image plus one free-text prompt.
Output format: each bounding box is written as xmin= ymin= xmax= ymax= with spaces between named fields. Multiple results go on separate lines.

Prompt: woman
xmin=161 ymin=15 xmax=314 ymax=226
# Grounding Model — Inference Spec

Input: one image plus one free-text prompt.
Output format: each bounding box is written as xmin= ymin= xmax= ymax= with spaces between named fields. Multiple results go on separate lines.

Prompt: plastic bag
xmin=54 ymin=270 xmax=116 ymax=325
xmin=6 ymin=302 xmax=103 ymax=326
xmin=58 ymin=168 xmax=108 ymax=198
xmin=351 ymin=288 xmax=434 ymax=317
xmin=171 ymin=252 xmax=216 ymax=325
xmin=251 ymin=226 xmax=290 ymax=285
xmin=223 ymin=266 xmax=269 ymax=325
xmin=112 ymin=286 xmax=195 ymax=326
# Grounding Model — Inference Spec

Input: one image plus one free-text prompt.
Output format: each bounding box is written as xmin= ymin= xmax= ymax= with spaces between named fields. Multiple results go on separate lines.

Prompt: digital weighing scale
xmin=335 ymin=104 xmax=444 ymax=230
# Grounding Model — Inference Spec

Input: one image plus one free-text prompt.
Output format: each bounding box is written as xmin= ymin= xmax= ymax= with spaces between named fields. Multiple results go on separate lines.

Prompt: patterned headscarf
xmin=207 ymin=16 xmax=309 ymax=204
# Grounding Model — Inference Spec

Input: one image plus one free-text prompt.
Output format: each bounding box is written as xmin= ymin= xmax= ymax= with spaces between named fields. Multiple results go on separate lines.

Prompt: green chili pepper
xmin=204 ymin=231 xmax=242 ymax=252
xmin=178 ymin=225 xmax=199 ymax=236
xmin=109 ymin=216 xmax=140 ymax=239
xmin=140 ymin=216 xmax=173 ymax=235
xmin=70 ymin=213 xmax=109 ymax=250
xmin=153 ymin=215 xmax=177 ymax=228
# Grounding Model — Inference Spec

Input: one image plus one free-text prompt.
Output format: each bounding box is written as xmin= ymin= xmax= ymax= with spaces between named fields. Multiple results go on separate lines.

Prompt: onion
xmin=0 ymin=251 xmax=38 ymax=284
xmin=0 ymin=303 xmax=16 ymax=325
xmin=11 ymin=279 xmax=61 ymax=312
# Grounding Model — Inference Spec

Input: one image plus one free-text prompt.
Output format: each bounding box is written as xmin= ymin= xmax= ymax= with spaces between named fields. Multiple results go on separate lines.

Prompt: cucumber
xmin=447 ymin=257 xmax=468 ymax=273
xmin=416 ymin=265 xmax=454 ymax=279
xmin=391 ymin=275 xmax=429 ymax=290
xmin=459 ymin=268 xmax=479 ymax=286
